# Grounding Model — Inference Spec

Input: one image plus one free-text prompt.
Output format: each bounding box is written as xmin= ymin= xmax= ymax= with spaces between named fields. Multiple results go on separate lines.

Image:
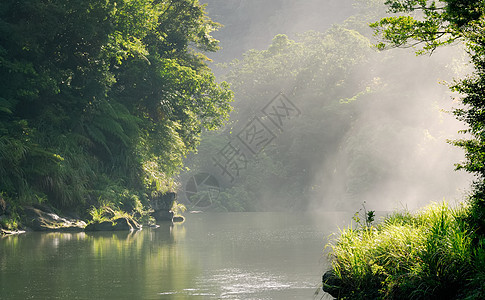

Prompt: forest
xmin=0 ymin=0 xmax=232 ymax=229
xmin=1 ymin=0 xmax=485 ymax=298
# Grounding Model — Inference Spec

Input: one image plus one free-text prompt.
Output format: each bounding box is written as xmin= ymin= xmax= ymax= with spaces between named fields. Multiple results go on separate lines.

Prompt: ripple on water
xmin=199 ymin=268 xmax=316 ymax=299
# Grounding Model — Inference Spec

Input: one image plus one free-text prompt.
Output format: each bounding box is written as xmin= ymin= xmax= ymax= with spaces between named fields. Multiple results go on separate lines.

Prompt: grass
xmin=326 ymin=202 xmax=485 ymax=299
xmin=89 ymin=204 xmax=137 ymax=224
xmin=0 ymin=214 xmax=20 ymax=232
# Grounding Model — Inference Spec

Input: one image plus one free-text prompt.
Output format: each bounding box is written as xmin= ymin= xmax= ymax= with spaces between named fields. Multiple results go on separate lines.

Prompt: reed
xmin=327 ymin=202 xmax=485 ymax=299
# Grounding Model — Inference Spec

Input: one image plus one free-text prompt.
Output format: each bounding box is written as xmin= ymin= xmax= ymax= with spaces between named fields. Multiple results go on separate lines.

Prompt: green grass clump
xmin=327 ymin=202 xmax=485 ymax=299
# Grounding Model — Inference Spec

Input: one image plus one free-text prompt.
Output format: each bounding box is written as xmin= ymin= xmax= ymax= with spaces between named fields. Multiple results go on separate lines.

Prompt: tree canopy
xmin=370 ymin=0 xmax=485 ymax=53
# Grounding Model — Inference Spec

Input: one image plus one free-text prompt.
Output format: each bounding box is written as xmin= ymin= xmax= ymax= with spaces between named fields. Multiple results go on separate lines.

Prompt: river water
xmin=0 ymin=212 xmax=351 ymax=299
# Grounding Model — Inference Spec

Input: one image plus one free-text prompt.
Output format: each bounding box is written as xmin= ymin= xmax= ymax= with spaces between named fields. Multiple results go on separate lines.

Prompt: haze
xmin=181 ymin=0 xmax=473 ymax=213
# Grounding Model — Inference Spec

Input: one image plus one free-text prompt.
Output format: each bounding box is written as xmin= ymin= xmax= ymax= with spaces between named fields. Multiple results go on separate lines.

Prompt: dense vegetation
xmin=324 ymin=0 xmax=485 ymax=298
xmin=0 ymin=0 xmax=232 ymax=230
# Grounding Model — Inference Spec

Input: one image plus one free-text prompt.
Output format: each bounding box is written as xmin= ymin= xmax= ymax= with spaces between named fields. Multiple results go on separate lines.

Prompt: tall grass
xmin=327 ymin=202 xmax=485 ymax=299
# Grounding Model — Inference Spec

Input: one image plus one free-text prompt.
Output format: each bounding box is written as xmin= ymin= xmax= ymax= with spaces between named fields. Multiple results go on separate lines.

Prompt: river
xmin=0 ymin=212 xmax=351 ymax=299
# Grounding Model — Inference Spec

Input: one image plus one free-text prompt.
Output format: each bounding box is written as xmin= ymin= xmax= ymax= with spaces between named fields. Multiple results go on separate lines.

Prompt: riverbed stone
xmin=23 ymin=206 xmax=86 ymax=232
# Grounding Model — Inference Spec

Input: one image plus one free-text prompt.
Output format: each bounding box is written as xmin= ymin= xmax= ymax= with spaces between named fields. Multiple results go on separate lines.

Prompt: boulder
xmin=150 ymin=192 xmax=176 ymax=211
xmin=152 ymin=210 xmax=174 ymax=222
xmin=172 ymin=215 xmax=185 ymax=223
xmin=23 ymin=206 xmax=86 ymax=232
xmin=150 ymin=192 xmax=176 ymax=222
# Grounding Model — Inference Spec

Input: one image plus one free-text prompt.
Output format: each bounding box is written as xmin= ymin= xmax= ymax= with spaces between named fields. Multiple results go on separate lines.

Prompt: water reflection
xmin=1 ymin=213 xmax=345 ymax=299
xmin=0 ymin=223 xmax=200 ymax=299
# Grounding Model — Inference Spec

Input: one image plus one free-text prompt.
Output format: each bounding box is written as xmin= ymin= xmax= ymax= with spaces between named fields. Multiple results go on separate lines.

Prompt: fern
xmin=0 ymin=135 xmax=29 ymax=194
xmin=93 ymin=115 xmax=130 ymax=146
xmin=81 ymin=99 xmax=140 ymax=155
xmin=0 ymin=97 xmax=14 ymax=115
xmin=84 ymin=123 xmax=111 ymax=155
xmin=69 ymin=132 xmax=94 ymax=149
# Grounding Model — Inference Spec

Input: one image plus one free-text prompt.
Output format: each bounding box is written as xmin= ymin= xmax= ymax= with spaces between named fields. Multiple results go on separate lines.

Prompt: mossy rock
xmin=85 ymin=217 xmax=141 ymax=231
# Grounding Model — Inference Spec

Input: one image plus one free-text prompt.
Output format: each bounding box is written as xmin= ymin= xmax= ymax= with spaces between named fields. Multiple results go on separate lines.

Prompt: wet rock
xmin=172 ymin=215 xmax=185 ymax=223
xmin=150 ymin=192 xmax=176 ymax=211
xmin=152 ymin=210 xmax=174 ymax=222
xmin=23 ymin=206 xmax=86 ymax=232
xmin=84 ymin=217 xmax=141 ymax=231
xmin=150 ymin=192 xmax=176 ymax=222
xmin=322 ymin=269 xmax=342 ymax=299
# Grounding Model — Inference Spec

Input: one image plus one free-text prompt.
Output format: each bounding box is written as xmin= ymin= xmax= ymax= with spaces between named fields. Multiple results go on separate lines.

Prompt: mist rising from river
xmin=192 ymin=0 xmax=474 ymax=213
xmin=310 ymin=46 xmax=473 ymax=212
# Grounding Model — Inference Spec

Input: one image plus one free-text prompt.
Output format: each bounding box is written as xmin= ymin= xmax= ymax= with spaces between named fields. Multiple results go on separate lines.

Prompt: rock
xmin=150 ymin=192 xmax=176 ymax=211
xmin=322 ymin=269 xmax=342 ymax=298
xmin=150 ymin=192 xmax=176 ymax=222
xmin=172 ymin=215 xmax=185 ymax=223
xmin=84 ymin=220 xmax=115 ymax=231
xmin=23 ymin=206 xmax=86 ymax=232
xmin=152 ymin=210 xmax=174 ymax=222
xmin=84 ymin=217 xmax=142 ymax=231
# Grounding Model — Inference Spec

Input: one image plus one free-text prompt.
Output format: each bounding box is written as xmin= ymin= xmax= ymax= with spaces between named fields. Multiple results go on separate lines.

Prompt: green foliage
xmin=352 ymin=202 xmax=376 ymax=229
xmin=171 ymin=201 xmax=187 ymax=217
xmin=328 ymin=202 xmax=484 ymax=299
xmin=89 ymin=205 xmax=113 ymax=224
xmin=0 ymin=0 xmax=233 ymax=216
xmin=88 ymin=204 xmax=141 ymax=226
xmin=0 ymin=215 xmax=20 ymax=231
xmin=0 ymin=193 xmax=21 ymax=231
xmin=370 ymin=0 xmax=485 ymax=54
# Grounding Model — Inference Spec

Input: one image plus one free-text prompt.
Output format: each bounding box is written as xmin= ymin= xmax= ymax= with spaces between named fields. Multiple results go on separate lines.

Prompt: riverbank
xmin=0 ymin=203 xmax=181 ymax=236
xmin=323 ymin=202 xmax=485 ymax=299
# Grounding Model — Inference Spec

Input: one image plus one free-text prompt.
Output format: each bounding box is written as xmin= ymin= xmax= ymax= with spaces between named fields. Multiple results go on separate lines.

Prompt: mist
xmin=181 ymin=0 xmax=474 ymax=213
xmin=202 ymin=0 xmax=356 ymax=64
xmin=309 ymin=47 xmax=473 ymax=212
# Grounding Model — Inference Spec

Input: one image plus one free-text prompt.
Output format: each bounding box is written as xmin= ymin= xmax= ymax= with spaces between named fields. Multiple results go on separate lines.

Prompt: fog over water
xmin=185 ymin=0 xmax=474 ymax=213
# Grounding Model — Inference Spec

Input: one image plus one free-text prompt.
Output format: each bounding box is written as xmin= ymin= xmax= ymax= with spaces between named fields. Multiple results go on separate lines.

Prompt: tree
xmin=371 ymin=0 xmax=485 ymax=234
